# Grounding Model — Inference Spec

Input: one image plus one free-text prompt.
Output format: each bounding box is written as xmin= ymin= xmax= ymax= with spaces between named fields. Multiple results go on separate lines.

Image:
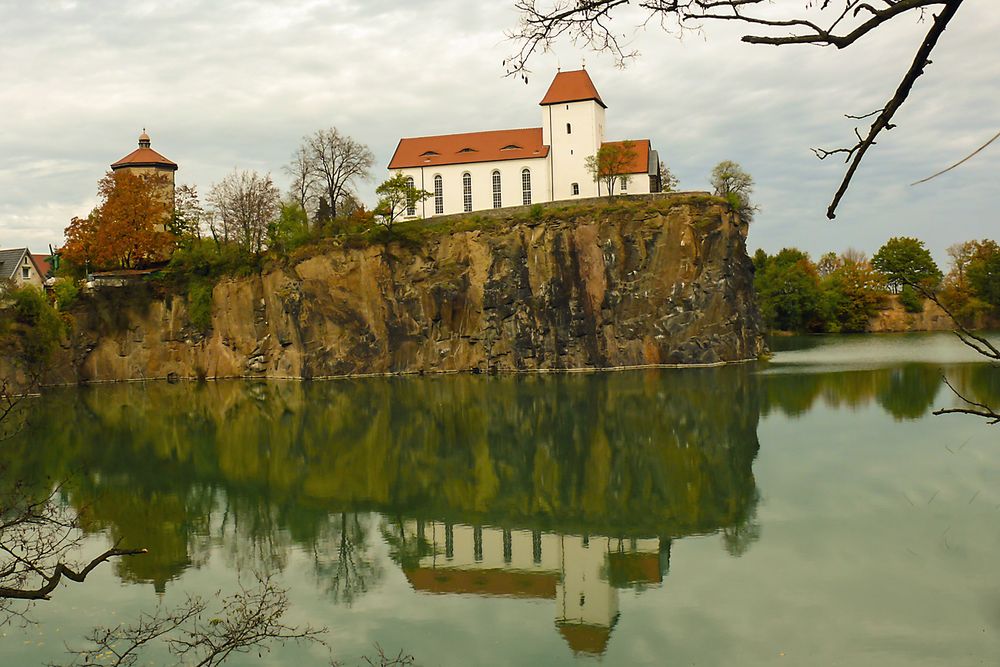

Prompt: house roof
xmin=388 ymin=128 xmax=549 ymax=170
xmin=404 ymin=567 xmax=558 ymax=599
xmin=540 ymin=69 xmax=606 ymax=108
xmin=111 ymin=146 xmax=178 ymax=171
xmin=31 ymin=254 xmax=52 ymax=279
xmin=0 ymin=248 xmax=30 ymax=280
xmin=602 ymin=139 xmax=652 ymax=175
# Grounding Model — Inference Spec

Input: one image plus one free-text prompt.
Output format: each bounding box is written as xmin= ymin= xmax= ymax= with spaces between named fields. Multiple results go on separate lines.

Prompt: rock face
xmin=53 ymin=194 xmax=765 ymax=384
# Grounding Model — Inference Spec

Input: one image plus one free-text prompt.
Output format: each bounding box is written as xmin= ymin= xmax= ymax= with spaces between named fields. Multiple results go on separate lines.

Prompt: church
xmin=387 ymin=70 xmax=662 ymax=218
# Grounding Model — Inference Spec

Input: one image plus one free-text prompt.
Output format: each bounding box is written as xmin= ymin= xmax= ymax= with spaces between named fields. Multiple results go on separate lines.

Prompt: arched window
xmin=566 ymin=122 xmax=572 ymax=134
xmin=521 ymin=169 xmax=532 ymax=206
xmin=433 ymin=175 xmax=443 ymax=215
xmin=462 ymin=172 xmax=472 ymax=212
xmin=571 ymin=182 xmax=580 ymax=196
xmin=492 ymin=170 xmax=502 ymax=209
xmin=405 ymin=176 xmax=416 ymax=216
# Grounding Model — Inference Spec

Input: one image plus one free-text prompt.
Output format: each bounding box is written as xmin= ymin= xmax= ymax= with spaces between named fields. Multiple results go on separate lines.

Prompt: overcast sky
xmin=0 ymin=1 xmax=996 ymax=265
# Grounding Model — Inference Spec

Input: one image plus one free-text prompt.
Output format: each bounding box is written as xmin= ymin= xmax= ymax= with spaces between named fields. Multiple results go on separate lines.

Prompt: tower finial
xmin=139 ymin=129 xmax=151 ymax=148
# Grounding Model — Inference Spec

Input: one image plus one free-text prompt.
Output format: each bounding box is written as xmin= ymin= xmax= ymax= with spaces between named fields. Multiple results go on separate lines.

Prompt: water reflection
xmin=384 ymin=519 xmax=669 ymax=656
xmin=8 ymin=355 xmax=996 ymax=658
xmin=761 ymin=363 xmax=998 ymax=421
xmin=9 ymin=369 xmax=761 ymax=654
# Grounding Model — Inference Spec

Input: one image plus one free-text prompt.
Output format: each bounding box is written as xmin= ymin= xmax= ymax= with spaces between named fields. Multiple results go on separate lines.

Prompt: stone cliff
xmin=51 ymin=194 xmax=765 ymax=384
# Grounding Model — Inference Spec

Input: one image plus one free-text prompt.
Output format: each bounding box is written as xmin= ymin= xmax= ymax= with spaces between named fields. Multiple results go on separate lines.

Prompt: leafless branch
xmin=911 ymin=128 xmax=1000 ymax=185
xmin=508 ymin=0 xmax=965 ymax=218
xmin=60 ymin=574 xmax=326 ymax=667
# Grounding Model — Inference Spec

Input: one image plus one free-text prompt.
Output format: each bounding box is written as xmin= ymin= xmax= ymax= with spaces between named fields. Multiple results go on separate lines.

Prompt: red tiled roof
xmin=30 ymin=254 xmax=52 ymax=278
xmin=540 ymin=69 xmax=606 ymax=108
xmin=388 ymin=128 xmax=549 ymax=170
xmin=557 ymin=622 xmax=614 ymax=656
xmin=112 ymin=147 xmax=178 ymax=170
xmin=602 ymin=139 xmax=651 ymax=174
xmin=404 ymin=567 xmax=558 ymax=599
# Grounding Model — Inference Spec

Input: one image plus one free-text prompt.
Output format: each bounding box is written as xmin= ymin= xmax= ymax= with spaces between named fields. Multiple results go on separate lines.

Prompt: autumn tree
xmin=62 ymin=171 xmax=173 ymax=271
xmin=374 ymin=172 xmax=432 ymax=233
xmin=711 ymin=160 xmax=756 ymax=223
xmin=509 ymin=0 xmax=966 ymax=219
xmin=207 ymin=170 xmax=281 ymax=256
xmin=585 ymin=140 xmax=638 ymax=199
xmin=293 ymin=128 xmax=375 ymax=220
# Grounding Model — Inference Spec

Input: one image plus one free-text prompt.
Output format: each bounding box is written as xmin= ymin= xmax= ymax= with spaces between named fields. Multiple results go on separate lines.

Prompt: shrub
xmin=899 ymin=285 xmax=924 ymax=313
xmin=52 ymin=279 xmax=80 ymax=310
xmin=187 ymin=281 xmax=214 ymax=331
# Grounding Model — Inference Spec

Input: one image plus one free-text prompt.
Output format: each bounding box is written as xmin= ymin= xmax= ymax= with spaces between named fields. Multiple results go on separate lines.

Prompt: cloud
xmin=0 ymin=1 xmax=996 ymax=266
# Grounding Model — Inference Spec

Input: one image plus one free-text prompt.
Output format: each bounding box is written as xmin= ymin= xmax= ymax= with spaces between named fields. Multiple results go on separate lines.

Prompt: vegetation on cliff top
xmin=753 ymin=236 xmax=1000 ymax=334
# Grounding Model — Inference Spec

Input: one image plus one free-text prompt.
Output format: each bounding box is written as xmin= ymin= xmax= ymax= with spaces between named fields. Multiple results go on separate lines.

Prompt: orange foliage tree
xmin=63 ymin=171 xmax=174 ymax=270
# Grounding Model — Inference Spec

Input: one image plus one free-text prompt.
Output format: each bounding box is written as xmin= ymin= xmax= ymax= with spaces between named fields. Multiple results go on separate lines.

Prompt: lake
xmin=2 ymin=332 xmax=999 ymax=665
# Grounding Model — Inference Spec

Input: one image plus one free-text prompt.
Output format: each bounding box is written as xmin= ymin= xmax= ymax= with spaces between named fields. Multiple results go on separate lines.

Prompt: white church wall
xmin=395 ymin=156 xmax=550 ymax=218
xmin=542 ymin=100 xmax=605 ymax=201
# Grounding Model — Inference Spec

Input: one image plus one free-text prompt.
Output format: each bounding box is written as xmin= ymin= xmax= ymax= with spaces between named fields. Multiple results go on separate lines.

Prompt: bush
xmin=2 ymin=286 xmax=66 ymax=368
xmin=187 ymin=281 xmax=214 ymax=331
xmin=52 ymin=279 xmax=79 ymax=311
xmin=899 ymin=285 xmax=924 ymax=313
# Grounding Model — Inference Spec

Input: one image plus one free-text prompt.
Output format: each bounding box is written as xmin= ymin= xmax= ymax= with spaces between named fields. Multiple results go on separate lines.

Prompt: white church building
xmin=387 ymin=70 xmax=662 ymax=218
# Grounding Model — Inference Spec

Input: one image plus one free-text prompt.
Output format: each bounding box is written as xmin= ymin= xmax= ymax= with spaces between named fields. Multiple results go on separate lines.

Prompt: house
xmin=0 ymin=248 xmax=45 ymax=289
xmin=388 ymin=69 xmax=661 ymax=218
xmin=0 ymin=248 xmax=46 ymax=289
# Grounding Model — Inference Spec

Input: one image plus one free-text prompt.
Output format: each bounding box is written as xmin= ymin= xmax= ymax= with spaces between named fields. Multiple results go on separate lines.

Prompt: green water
xmin=2 ymin=332 xmax=999 ymax=665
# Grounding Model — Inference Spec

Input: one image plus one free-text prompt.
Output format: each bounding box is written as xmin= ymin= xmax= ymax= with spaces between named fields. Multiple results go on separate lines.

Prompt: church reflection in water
xmin=392 ymin=520 xmax=669 ymax=656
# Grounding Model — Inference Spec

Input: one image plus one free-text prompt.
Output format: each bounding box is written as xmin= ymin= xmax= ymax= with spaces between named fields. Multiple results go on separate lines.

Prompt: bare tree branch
xmin=507 ymin=0 xmax=965 ymax=218
xmin=911 ymin=128 xmax=1000 ymax=185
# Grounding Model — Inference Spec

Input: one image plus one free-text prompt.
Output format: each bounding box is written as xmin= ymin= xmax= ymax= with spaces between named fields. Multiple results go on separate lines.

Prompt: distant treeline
xmin=752 ymin=237 xmax=1000 ymax=333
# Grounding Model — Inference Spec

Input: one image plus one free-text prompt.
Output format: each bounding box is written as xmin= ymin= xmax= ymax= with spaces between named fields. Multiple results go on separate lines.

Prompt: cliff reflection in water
xmin=12 ymin=369 xmax=760 ymax=601
xmin=12 ymin=360 xmax=990 ymax=657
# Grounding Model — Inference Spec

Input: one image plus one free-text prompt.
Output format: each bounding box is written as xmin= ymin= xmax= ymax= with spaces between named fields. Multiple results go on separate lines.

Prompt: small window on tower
xmin=571 ymin=183 xmax=580 ymax=196
xmin=566 ymin=123 xmax=572 ymax=135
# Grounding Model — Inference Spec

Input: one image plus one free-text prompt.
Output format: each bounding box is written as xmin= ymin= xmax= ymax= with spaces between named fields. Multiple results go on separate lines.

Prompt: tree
xmin=170 ymin=184 xmax=205 ymax=242
xmin=283 ymin=145 xmax=320 ymax=222
xmin=710 ymin=160 xmax=756 ymax=223
xmin=753 ymin=248 xmax=824 ymax=333
xmin=300 ymin=128 xmax=375 ymax=219
xmin=509 ymin=0 xmax=966 ymax=219
xmin=62 ymin=171 xmax=173 ymax=271
xmin=967 ymin=245 xmax=1000 ymax=307
xmin=585 ymin=140 xmax=637 ymax=199
xmin=820 ymin=255 xmax=886 ymax=332
xmin=374 ymin=172 xmax=432 ymax=233
xmin=658 ymin=160 xmax=678 ymax=192
xmin=266 ymin=203 xmax=310 ymax=256
xmin=207 ymin=170 xmax=281 ymax=256
xmin=871 ymin=237 xmax=942 ymax=293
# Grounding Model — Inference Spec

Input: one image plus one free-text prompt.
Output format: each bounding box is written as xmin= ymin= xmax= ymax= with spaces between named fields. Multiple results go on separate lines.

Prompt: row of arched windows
xmin=416 ymin=169 xmax=532 ymax=215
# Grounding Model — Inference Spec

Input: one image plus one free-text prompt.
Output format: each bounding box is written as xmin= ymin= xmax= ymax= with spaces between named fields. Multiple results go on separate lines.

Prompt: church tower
xmin=111 ymin=131 xmax=178 ymax=215
xmin=540 ymin=69 xmax=607 ymax=201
